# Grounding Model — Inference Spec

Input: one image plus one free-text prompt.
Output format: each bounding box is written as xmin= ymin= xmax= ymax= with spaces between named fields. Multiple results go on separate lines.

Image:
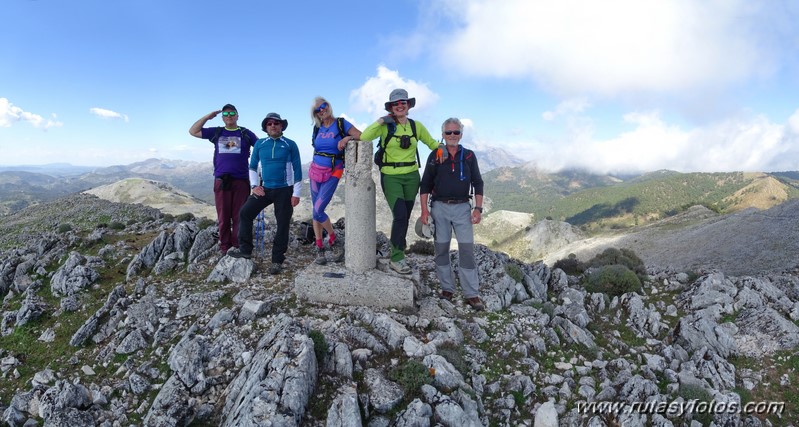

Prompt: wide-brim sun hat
xmin=262 ymin=112 xmax=288 ymax=132
xmin=414 ymin=217 xmax=434 ymax=239
xmin=384 ymin=88 xmax=416 ymax=111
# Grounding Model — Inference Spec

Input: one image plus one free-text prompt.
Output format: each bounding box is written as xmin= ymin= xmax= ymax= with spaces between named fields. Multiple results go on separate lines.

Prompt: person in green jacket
xmin=360 ymin=89 xmax=440 ymax=274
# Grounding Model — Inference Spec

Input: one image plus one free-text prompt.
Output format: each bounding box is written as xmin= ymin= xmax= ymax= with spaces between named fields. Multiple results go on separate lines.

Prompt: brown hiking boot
xmin=465 ymin=297 xmax=485 ymax=311
xmin=440 ymin=291 xmax=454 ymax=301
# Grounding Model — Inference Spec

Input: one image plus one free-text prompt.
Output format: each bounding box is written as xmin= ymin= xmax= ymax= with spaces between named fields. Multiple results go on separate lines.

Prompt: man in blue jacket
xmin=227 ymin=113 xmax=302 ymax=274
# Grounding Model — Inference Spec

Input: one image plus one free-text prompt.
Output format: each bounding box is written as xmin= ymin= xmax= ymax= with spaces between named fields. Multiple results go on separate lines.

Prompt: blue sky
xmin=2 ymin=0 xmax=799 ymax=174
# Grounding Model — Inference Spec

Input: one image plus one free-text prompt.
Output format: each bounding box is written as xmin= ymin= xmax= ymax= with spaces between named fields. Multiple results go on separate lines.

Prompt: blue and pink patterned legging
xmin=310 ymin=176 xmax=340 ymax=223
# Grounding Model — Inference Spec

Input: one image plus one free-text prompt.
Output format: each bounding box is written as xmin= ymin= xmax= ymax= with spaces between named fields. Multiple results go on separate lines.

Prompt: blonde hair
xmin=310 ymin=96 xmax=335 ymax=128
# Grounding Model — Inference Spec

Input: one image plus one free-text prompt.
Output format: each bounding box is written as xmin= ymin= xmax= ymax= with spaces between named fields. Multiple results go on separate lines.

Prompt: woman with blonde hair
xmin=308 ymin=96 xmax=361 ymax=264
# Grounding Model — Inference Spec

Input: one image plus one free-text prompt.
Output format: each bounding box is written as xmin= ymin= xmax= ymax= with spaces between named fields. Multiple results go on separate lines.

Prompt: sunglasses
xmin=391 ymin=100 xmax=408 ymax=107
xmin=265 ymin=121 xmax=282 ymax=127
xmin=222 ymin=111 xmax=237 ymax=117
xmin=314 ymin=102 xmax=328 ymax=113
xmin=444 ymin=130 xmax=462 ymax=135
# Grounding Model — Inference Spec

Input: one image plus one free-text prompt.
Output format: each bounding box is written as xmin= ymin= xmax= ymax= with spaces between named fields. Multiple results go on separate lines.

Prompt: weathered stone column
xmin=344 ymin=139 xmax=376 ymax=272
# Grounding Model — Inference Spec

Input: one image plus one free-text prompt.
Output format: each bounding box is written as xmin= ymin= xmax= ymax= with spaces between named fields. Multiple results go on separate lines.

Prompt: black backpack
xmin=374 ymin=119 xmax=420 ymax=168
xmin=312 ymin=117 xmax=347 ymax=170
xmin=210 ymin=126 xmax=253 ymax=146
xmin=210 ymin=127 xmax=253 ymax=189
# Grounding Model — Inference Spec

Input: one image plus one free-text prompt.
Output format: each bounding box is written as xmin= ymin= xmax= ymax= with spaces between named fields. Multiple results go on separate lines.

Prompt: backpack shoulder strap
xmin=312 ymin=125 xmax=320 ymax=147
xmin=210 ymin=126 xmax=224 ymax=144
xmin=240 ymin=126 xmax=251 ymax=145
xmin=408 ymin=119 xmax=417 ymax=140
xmin=380 ymin=122 xmax=397 ymax=149
xmin=336 ymin=117 xmax=347 ymax=139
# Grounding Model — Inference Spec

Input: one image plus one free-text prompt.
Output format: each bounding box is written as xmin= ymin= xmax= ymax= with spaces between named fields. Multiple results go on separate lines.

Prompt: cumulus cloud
xmin=510 ymin=109 xmax=799 ymax=174
xmin=90 ymin=107 xmax=129 ymax=122
xmin=0 ymin=98 xmax=63 ymax=129
xmin=543 ymin=98 xmax=591 ymax=121
xmin=431 ymin=0 xmax=786 ymax=97
xmin=350 ymin=65 xmax=440 ymax=118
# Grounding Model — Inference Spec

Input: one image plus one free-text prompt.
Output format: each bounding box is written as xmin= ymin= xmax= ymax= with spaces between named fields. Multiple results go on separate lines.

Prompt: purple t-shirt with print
xmin=201 ymin=127 xmax=256 ymax=179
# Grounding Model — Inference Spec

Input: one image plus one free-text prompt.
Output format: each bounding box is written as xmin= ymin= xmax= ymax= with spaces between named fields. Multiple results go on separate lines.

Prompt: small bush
xmin=308 ymin=330 xmax=327 ymax=364
xmin=436 ymin=342 xmax=469 ymax=375
xmin=109 ymin=221 xmax=126 ymax=230
xmin=553 ymin=253 xmax=585 ymax=276
xmin=175 ymin=212 xmax=195 ymax=222
xmin=541 ymin=302 xmax=556 ymax=318
xmin=408 ymin=240 xmax=434 ymax=255
xmin=677 ymin=384 xmax=714 ymax=425
xmin=388 ymin=359 xmax=432 ymax=395
xmin=57 ymin=223 xmax=73 ymax=233
xmin=505 ymin=263 xmax=524 ymax=283
xmin=583 ymin=264 xmax=642 ymax=297
xmin=162 ymin=214 xmax=175 ymax=222
xmin=197 ymin=218 xmax=216 ymax=230
xmin=587 ymin=248 xmax=646 ymax=281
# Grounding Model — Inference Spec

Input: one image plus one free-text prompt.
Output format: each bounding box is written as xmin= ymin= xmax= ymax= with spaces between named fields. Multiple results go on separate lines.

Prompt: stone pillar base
xmin=293 ymin=263 xmax=416 ymax=309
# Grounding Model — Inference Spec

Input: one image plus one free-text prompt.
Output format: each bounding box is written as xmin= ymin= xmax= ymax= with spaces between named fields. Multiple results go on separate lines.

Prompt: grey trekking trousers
xmin=431 ymin=201 xmax=480 ymax=298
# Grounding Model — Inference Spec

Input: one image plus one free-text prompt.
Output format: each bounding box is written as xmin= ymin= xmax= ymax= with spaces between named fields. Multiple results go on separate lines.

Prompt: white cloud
xmin=508 ymin=110 xmax=799 ymax=174
xmin=0 ymin=98 xmax=63 ymax=129
xmin=350 ymin=65 xmax=440 ymax=118
xmin=543 ymin=98 xmax=591 ymax=121
xmin=90 ymin=107 xmax=129 ymax=122
xmin=432 ymin=0 xmax=785 ymax=97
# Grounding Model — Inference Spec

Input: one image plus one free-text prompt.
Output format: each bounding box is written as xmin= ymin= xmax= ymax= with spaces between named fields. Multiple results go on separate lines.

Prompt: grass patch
xmin=388 ymin=359 xmax=433 ymax=397
xmin=309 ymin=330 xmax=327 ymax=365
xmin=505 ymin=263 xmax=524 ymax=283
xmin=729 ymin=351 xmax=797 ymax=424
xmin=436 ymin=342 xmax=469 ymax=376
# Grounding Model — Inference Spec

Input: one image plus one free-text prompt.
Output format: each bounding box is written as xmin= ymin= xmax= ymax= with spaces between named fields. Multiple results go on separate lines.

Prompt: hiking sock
xmin=316 ymin=239 xmax=324 ymax=249
xmin=328 ymin=232 xmax=336 ymax=247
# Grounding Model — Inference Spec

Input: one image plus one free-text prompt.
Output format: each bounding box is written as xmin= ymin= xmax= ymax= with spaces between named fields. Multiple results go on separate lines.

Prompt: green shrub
xmin=677 ymin=384 xmax=713 ymax=425
xmin=553 ymin=253 xmax=585 ymax=275
xmin=408 ymin=240 xmax=434 ymax=255
xmin=109 ymin=221 xmax=126 ymax=230
xmin=436 ymin=342 xmax=469 ymax=375
xmin=583 ymin=264 xmax=642 ymax=297
xmin=197 ymin=218 xmax=216 ymax=230
xmin=175 ymin=212 xmax=195 ymax=222
xmin=163 ymin=214 xmax=175 ymax=222
xmin=587 ymin=248 xmax=646 ymax=281
xmin=308 ymin=330 xmax=327 ymax=364
xmin=388 ymin=359 xmax=432 ymax=395
xmin=57 ymin=223 xmax=73 ymax=233
xmin=505 ymin=263 xmax=524 ymax=283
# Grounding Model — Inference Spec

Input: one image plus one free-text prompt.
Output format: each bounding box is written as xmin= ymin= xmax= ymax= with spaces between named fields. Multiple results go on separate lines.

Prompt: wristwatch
xmin=473 ymin=207 xmax=483 ymax=213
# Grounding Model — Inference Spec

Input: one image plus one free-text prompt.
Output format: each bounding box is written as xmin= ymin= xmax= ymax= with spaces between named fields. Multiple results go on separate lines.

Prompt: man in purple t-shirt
xmin=189 ymin=103 xmax=258 ymax=254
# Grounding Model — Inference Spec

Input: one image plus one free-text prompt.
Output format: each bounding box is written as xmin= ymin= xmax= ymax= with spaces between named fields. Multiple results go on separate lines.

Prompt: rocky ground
xmin=0 ymin=194 xmax=798 ymax=426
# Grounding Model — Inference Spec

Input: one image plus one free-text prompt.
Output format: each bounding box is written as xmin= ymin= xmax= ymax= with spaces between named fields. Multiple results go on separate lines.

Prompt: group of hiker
xmin=188 ymin=88 xmax=486 ymax=310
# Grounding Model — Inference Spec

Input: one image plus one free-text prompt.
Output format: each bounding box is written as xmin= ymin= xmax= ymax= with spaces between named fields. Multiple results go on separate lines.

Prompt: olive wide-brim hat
xmin=414 ymin=217 xmax=434 ymax=239
xmin=384 ymin=88 xmax=416 ymax=111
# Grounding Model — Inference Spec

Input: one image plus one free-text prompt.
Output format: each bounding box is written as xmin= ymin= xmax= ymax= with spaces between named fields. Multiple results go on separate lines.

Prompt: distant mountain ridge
xmin=484 ymin=165 xmax=799 ymax=230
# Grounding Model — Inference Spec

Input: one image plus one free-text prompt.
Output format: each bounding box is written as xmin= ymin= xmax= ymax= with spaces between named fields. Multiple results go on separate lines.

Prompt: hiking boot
xmin=227 ymin=247 xmax=252 ymax=259
xmin=268 ymin=262 xmax=283 ymax=275
xmin=330 ymin=239 xmax=344 ymax=263
xmin=389 ymin=259 xmax=411 ymax=274
xmin=440 ymin=291 xmax=454 ymax=301
xmin=314 ymin=246 xmax=327 ymax=265
xmin=465 ymin=297 xmax=485 ymax=311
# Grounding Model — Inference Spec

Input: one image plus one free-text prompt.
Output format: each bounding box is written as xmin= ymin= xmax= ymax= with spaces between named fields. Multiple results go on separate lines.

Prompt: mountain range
xmin=5 ymin=158 xmax=799 ymax=270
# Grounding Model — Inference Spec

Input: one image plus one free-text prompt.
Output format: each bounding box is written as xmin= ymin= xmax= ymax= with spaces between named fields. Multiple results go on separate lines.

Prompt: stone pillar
xmin=344 ymin=139 xmax=376 ymax=272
